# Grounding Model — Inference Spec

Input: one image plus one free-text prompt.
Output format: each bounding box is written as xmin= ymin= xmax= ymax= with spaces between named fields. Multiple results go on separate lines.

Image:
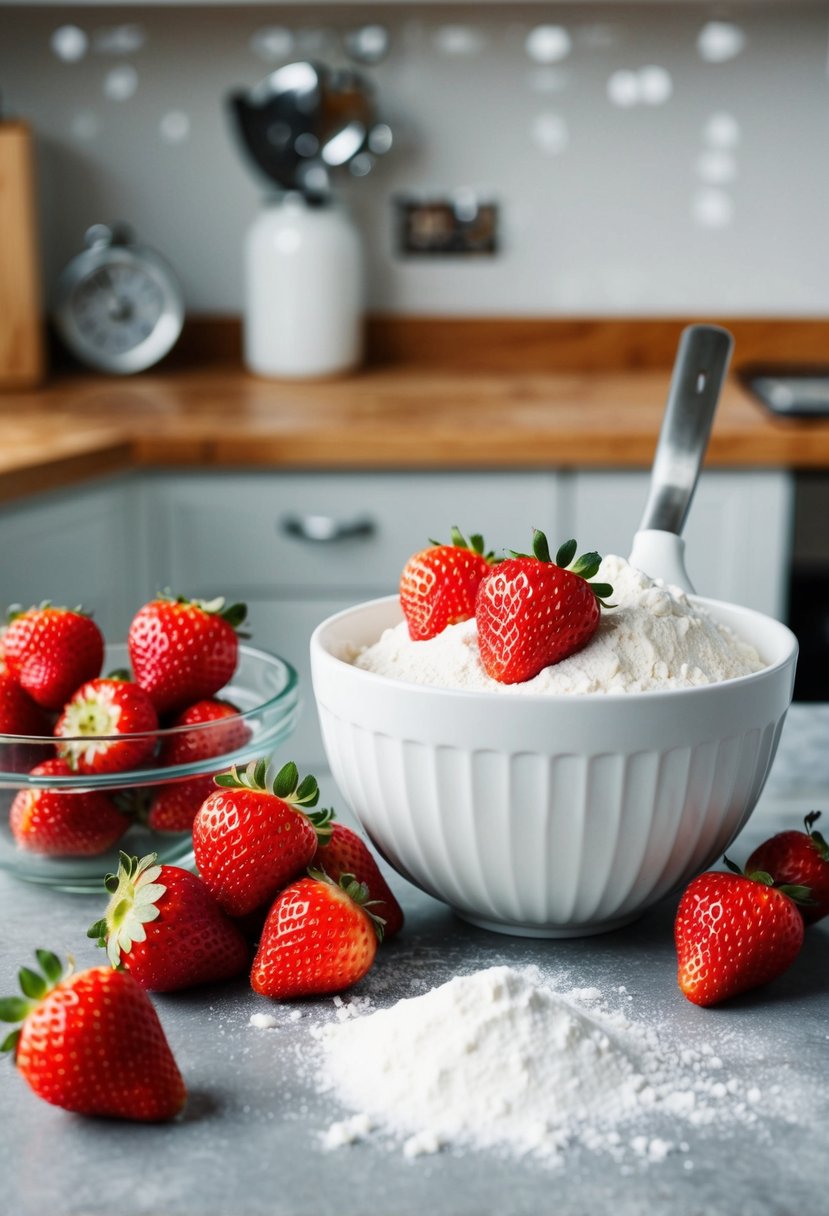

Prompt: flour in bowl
xmin=352 ymin=555 xmax=766 ymax=693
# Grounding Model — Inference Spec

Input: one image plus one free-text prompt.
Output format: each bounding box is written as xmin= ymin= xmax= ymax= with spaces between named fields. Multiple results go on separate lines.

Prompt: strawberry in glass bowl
xmin=0 ymin=596 xmax=299 ymax=890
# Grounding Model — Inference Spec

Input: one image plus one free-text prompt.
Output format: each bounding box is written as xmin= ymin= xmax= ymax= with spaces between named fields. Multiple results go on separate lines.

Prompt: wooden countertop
xmin=2 ymin=361 xmax=829 ymax=504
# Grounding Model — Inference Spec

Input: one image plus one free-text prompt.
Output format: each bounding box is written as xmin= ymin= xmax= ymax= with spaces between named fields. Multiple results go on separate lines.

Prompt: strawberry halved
xmin=54 ymin=677 xmax=158 ymax=774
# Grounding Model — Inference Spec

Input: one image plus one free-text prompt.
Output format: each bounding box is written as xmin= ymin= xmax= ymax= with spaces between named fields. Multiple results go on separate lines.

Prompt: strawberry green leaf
xmin=532 ymin=530 xmax=553 ymax=564
xmin=0 ymin=997 xmax=34 ymax=1023
xmin=214 ymin=769 xmax=240 ymax=789
xmin=748 ymin=870 xmax=775 ymax=886
xmin=18 ymin=968 xmax=47 ymax=1001
xmin=812 ymin=831 xmax=829 ymax=858
xmin=217 ymin=758 xmax=268 ymax=792
xmin=340 ymin=872 xmax=371 ymax=905
xmin=554 ymin=538 xmax=576 ymax=567
xmin=294 ymin=774 xmax=320 ymax=808
xmin=221 ymin=602 xmax=248 ymax=630
xmin=34 ymin=950 xmax=63 ymax=984
xmin=438 ymin=527 xmax=492 ymax=560
xmin=87 ymin=918 xmax=108 ymax=944
xmin=571 ymin=552 xmax=602 ymax=581
xmin=778 ymin=884 xmax=815 ymax=905
xmin=307 ymin=805 xmax=335 ymax=844
xmin=214 ymin=760 xmax=263 ymax=791
xmin=274 ymin=762 xmax=299 ymax=800
xmin=1 ymin=1028 xmax=21 ymax=1055
xmin=590 ymin=583 xmax=614 ymax=600
xmin=804 ymin=811 xmax=829 ymax=859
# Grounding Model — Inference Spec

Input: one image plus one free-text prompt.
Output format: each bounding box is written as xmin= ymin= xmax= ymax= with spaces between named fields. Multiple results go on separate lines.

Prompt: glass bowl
xmin=0 ymin=643 xmax=299 ymax=891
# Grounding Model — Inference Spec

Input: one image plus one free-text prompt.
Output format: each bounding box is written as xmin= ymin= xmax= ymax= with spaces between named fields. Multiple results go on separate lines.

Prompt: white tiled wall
xmin=0 ymin=3 xmax=826 ymax=316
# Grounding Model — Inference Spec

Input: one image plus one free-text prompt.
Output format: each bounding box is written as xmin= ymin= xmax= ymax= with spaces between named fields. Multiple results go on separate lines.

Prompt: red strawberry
xmin=88 ymin=852 xmax=250 ymax=992
xmin=10 ymin=758 xmax=128 ymax=856
xmin=128 ymin=595 xmax=247 ymax=715
xmin=193 ymin=760 xmax=333 ymax=917
xmin=160 ymin=698 xmax=251 ymax=766
xmin=0 ymin=671 xmax=50 ymax=737
xmin=54 ymin=676 xmax=158 ymax=774
xmin=148 ymin=775 xmax=216 ymax=833
xmin=475 ymin=533 xmax=612 ymax=685
xmin=745 ymin=812 xmax=829 ymax=925
xmin=2 ymin=604 xmax=104 ymax=710
xmin=400 ymin=527 xmax=494 ymax=641
xmin=313 ymin=823 xmax=404 ymax=939
xmin=0 ymin=949 xmax=186 ymax=1121
xmin=674 ymin=859 xmax=809 ymax=1007
xmin=251 ymin=872 xmax=382 ymax=999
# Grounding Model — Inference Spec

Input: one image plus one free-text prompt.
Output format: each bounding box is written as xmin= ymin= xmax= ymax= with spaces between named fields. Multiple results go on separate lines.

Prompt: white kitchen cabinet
xmin=143 ymin=470 xmax=561 ymax=767
xmin=0 ymin=475 xmax=146 ymax=639
xmin=566 ymin=469 xmax=794 ymax=619
xmin=0 ymin=466 xmax=795 ymax=772
xmin=143 ymin=471 xmax=561 ymax=594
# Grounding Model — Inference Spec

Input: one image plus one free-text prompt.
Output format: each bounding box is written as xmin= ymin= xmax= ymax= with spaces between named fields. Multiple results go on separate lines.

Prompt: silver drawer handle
xmin=280 ymin=513 xmax=377 ymax=543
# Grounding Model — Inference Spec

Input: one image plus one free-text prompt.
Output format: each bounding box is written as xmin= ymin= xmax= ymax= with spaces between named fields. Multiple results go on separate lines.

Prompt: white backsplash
xmin=0 ymin=3 xmax=826 ymax=316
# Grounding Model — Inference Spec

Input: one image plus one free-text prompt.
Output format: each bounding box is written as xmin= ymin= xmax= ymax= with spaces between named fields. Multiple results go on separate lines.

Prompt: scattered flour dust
xmin=310 ymin=965 xmax=768 ymax=1167
xmin=352 ymin=554 xmax=766 ymax=694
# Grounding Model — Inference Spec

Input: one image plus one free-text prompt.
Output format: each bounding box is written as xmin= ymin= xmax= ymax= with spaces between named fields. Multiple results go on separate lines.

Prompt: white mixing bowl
xmin=311 ymin=595 xmax=798 ymax=937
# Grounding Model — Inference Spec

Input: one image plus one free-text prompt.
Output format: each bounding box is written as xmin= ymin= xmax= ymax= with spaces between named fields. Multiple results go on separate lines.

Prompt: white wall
xmin=1 ymin=3 xmax=826 ymax=316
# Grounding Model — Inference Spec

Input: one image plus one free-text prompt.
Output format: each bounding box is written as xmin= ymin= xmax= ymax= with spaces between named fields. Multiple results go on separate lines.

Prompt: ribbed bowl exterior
xmin=312 ymin=596 xmax=798 ymax=937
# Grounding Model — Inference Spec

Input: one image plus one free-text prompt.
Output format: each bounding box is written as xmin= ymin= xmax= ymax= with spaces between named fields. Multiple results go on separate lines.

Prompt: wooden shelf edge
xmin=122 ymin=315 xmax=829 ymax=375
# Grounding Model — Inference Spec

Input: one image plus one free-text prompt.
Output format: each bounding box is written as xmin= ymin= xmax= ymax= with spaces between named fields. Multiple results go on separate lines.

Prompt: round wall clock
xmin=54 ymin=223 xmax=184 ymax=374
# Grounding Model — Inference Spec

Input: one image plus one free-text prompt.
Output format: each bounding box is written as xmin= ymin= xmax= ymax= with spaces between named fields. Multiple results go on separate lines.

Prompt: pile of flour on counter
xmin=352 ymin=554 xmax=766 ymax=694
xmin=311 ymin=965 xmax=772 ymax=1166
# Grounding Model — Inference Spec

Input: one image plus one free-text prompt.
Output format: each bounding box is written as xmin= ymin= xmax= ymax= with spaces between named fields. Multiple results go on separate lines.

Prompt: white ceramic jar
xmin=244 ymin=193 xmax=364 ymax=379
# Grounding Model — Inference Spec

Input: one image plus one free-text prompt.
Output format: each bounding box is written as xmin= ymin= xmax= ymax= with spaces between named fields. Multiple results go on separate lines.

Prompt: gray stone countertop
xmin=1 ymin=705 xmax=828 ymax=1216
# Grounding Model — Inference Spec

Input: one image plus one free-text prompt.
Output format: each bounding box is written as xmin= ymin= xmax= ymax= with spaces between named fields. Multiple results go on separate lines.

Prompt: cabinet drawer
xmin=149 ymin=471 xmax=559 ymax=595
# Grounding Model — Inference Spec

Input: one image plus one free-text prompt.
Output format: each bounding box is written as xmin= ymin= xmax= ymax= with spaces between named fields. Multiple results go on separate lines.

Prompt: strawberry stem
xmin=425 ymin=526 xmax=494 ymax=562
xmin=307 ymin=806 xmax=335 ymax=845
xmin=0 ymin=950 xmax=70 ymax=1058
xmin=510 ymin=531 xmax=614 ymax=607
xmin=156 ymin=591 xmax=248 ymax=632
xmin=804 ymin=811 xmax=829 ymax=859
xmin=6 ymin=602 xmax=93 ymax=623
xmin=724 ymin=854 xmax=815 ymax=907
xmin=307 ymin=868 xmax=386 ymax=941
xmin=214 ymin=759 xmax=321 ymax=810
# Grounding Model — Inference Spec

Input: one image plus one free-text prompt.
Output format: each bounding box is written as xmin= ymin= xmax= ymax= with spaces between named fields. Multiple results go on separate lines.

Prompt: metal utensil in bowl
xmin=629 ymin=324 xmax=734 ymax=590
